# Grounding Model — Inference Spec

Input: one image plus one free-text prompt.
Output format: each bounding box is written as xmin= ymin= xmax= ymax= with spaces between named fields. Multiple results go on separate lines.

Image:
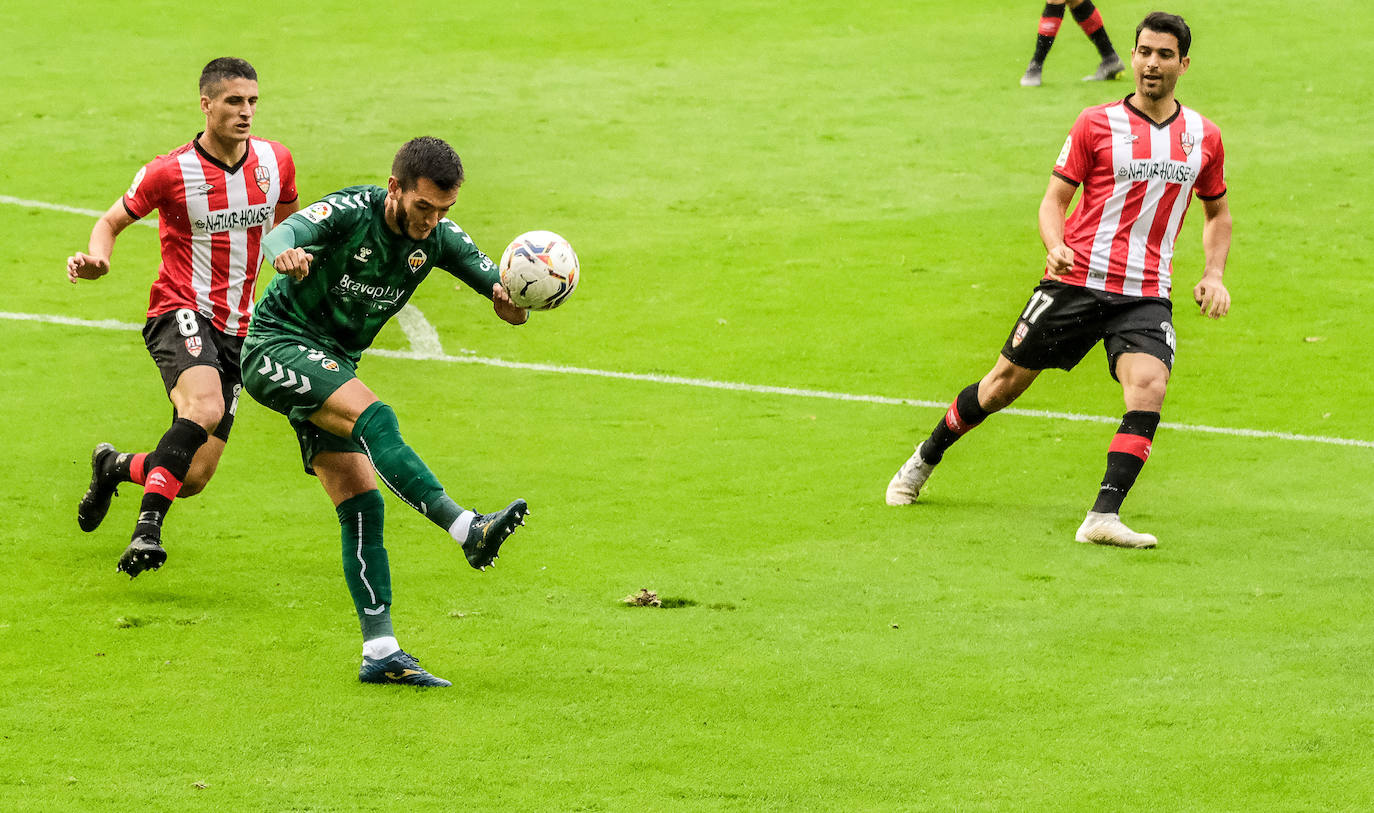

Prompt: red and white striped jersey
xmin=123 ymin=135 xmax=298 ymax=336
xmin=1051 ymin=96 xmax=1225 ymax=299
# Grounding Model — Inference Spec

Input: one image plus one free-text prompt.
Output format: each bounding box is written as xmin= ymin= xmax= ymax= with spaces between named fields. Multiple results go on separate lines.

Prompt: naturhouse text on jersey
xmin=193 ymin=204 xmax=276 ymax=234
xmin=1116 ymin=159 xmax=1197 ymax=184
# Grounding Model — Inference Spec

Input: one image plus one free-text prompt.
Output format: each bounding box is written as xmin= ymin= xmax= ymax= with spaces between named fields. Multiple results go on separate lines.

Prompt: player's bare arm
xmin=273 ymin=198 xmax=300 ymax=226
xmin=1193 ymin=195 xmax=1232 ymax=319
xmin=67 ymin=200 xmax=136 ymax=283
xmin=1039 ymin=176 xmax=1078 ymax=280
xmin=273 ymin=247 xmax=314 ymax=281
xmin=492 ymin=282 xmax=528 ymax=326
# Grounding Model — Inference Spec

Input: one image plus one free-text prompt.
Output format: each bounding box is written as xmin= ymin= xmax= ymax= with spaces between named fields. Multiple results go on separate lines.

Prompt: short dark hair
xmin=392 ymin=137 xmax=465 ymax=192
xmin=1136 ymin=12 xmax=1191 ymax=57
xmin=200 ymin=57 xmax=257 ymax=96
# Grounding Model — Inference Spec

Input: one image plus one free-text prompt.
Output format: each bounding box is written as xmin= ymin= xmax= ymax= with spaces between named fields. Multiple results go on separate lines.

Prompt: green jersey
xmin=253 ymin=184 xmax=499 ymax=361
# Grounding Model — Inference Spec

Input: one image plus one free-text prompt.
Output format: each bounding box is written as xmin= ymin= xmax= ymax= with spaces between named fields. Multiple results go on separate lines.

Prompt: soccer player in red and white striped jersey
xmin=887 ymin=13 xmax=1233 ymax=549
xmin=67 ymin=57 xmax=299 ymax=576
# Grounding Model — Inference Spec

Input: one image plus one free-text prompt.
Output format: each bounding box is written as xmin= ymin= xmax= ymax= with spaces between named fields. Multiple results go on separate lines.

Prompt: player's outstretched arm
xmin=492 ymin=283 xmax=528 ymax=325
xmin=1193 ymin=195 xmax=1232 ymax=319
xmin=67 ymin=200 xmax=135 ymax=283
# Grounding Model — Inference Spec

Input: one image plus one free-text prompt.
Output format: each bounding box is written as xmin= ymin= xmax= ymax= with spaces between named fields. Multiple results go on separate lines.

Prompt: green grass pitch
xmin=2 ymin=1 xmax=1372 ymax=809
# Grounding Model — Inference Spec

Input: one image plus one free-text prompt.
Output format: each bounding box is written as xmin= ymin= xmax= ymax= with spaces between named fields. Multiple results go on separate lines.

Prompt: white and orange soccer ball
xmin=498 ymin=230 xmax=579 ymax=311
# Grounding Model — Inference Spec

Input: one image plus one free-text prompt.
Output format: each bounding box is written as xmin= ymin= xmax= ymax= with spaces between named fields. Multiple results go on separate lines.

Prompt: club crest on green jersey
xmin=407 ymin=249 xmax=427 ymax=273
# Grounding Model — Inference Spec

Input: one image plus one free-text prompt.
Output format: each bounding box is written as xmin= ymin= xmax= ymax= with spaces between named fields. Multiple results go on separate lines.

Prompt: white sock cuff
xmin=449 ymin=510 xmax=477 ymax=542
xmin=363 ymin=636 xmax=400 ymax=660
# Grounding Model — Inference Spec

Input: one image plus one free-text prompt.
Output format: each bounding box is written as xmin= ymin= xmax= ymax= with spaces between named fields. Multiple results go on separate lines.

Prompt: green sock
xmin=352 ymin=401 xmax=465 ymax=531
xmin=336 ymin=490 xmax=394 ymax=641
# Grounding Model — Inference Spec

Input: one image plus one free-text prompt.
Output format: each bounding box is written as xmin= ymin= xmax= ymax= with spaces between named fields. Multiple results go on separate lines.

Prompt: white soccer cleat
xmin=885 ymin=443 xmax=936 ymax=506
xmin=1075 ymin=511 xmax=1157 ymax=549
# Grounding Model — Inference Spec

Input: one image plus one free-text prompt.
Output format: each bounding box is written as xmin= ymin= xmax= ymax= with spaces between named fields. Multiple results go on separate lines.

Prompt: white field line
xmin=0 ymin=195 xmax=158 ymax=228
xmin=394 ymin=303 xmax=445 ymax=356
xmin=7 ymin=194 xmax=1370 ymax=450
xmin=14 ymin=193 xmax=443 ymax=351
xmin=3 ymin=310 xmax=1371 ymax=450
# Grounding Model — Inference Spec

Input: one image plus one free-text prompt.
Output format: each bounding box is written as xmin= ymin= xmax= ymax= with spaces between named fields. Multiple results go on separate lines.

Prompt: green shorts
xmin=242 ymin=332 xmax=364 ymax=474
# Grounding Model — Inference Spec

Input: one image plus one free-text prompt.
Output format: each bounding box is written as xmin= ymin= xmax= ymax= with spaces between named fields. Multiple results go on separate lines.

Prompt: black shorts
xmin=1000 ymin=280 xmax=1176 ymax=379
xmin=142 ymin=308 xmax=245 ymax=442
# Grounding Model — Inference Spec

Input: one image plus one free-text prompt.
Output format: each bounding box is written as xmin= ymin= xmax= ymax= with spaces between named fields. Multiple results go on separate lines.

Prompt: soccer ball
xmin=498 ymin=230 xmax=579 ymax=310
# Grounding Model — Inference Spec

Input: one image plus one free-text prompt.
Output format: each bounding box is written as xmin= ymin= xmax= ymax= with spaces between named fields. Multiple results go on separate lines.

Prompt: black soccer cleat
xmin=461 ymin=499 xmax=528 ymax=571
xmin=359 ymin=650 xmax=452 ymax=687
xmin=117 ymin=536 xmax=167 ymax=578
xmin=78 ymin=442 xmax=122 ymax=532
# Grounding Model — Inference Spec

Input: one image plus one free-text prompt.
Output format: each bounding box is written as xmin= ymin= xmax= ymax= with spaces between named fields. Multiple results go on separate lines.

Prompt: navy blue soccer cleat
xmin=359 ymin=650 xmax=452 ymax=687
xmin=462 ymin=499 xmax=528 ymax=571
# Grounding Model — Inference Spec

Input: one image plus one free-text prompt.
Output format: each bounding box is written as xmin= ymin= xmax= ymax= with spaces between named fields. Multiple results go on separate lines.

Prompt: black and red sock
xmin=109 ymin=451 xmax=145 ymax=485
xmin=131 ymin=418 xmax=208 ymax=541
xmin=1091 ymin=411 xmax=1160 ymax=514
xmin=1071 ymin=0 xmax=1116 ymax=59
xmin=920 ymin=383 xmax=991 ymax=465
xmin=1031 ymin=3 xmax=1067 ymax=64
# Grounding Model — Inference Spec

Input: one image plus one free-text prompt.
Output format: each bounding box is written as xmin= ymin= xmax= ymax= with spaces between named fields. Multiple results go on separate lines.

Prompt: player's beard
xmin=1138 ymin=73 xmax=1177 ymax=102
xmin=395 ymin=202 xmax=432 ymax=240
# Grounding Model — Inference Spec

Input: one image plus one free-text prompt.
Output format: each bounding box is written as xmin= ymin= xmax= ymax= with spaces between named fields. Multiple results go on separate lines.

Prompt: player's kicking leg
xmin=459 ymin=499 xmax=529 ymax=570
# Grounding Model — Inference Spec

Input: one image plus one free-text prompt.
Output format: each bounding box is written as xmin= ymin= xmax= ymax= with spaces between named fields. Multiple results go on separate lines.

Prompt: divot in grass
xmin=620 ymin=589 xmax=712 ymax=609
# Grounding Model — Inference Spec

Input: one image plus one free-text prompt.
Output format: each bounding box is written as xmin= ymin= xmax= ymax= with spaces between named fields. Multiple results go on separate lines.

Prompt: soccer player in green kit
xmin=244 ymin=137 xmax=528 ymax=687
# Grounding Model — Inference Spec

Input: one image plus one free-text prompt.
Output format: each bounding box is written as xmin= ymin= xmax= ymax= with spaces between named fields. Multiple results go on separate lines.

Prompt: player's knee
xmin=1142 ymin=379 xmax=1168 ymax=406
xmin=1124 ymin=377 xmax=1167 ymax=410
xmin=179 ymin=396 xmax=225 ymax=430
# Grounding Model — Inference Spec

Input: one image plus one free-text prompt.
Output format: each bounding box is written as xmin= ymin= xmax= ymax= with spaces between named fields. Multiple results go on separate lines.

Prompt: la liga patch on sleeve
xmin=302 ymin=201 xmax=332 ymax=223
